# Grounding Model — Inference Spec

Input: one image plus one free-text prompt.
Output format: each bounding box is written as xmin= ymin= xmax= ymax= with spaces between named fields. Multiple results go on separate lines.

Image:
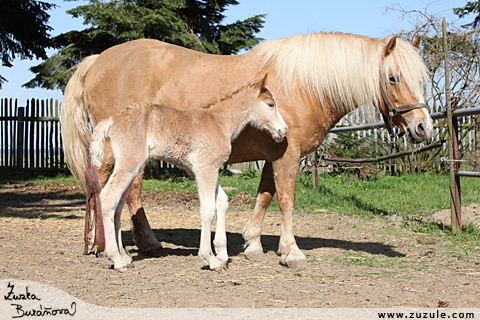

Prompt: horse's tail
xmin=60 ymin=55 xmax=99 ymax=187
xmin=90 ymin=117 xmax=114 ymax=170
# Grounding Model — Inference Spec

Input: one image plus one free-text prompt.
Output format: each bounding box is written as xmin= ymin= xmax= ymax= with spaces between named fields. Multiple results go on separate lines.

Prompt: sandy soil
xmin=0 ymin=181 xmax=479 ymax=308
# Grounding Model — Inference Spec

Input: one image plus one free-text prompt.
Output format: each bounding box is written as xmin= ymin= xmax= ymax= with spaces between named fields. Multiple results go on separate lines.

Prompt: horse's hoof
xmin=96 ymin=251 xmax=107 ymax=258
xmin=282 ymin=258 xmax=309 ymax=269
xmin=244 ymin=248 xmax=267 ymax=261
xmin=146 ymin=246 xmax=168 ymax=257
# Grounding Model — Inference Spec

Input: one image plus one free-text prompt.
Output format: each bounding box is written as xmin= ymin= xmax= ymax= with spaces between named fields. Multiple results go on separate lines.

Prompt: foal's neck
xmin=204 ymin=92 xmax=255 ymax=140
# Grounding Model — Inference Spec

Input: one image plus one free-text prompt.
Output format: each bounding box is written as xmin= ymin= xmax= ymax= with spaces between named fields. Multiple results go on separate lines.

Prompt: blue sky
xmin=0 ymin=0 xmax=468 ymax=103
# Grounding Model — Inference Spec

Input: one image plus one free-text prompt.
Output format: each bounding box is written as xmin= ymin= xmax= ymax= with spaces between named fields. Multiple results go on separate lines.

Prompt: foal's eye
xmin=267 ymin=102 xmax=275 ymax=107
xmin=389 ymin=75 xmax=399 ymax=84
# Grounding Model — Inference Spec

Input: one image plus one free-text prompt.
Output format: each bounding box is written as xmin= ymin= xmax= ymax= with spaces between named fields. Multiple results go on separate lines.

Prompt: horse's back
xmin=84 ymin=39 xmax=259 ymax=125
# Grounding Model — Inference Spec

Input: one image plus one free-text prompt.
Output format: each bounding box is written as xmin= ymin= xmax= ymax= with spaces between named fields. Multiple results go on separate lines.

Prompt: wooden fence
xmin=0 ymin=98 xmax=264 ymax=174
xmin=324 ymin=105 xmax=480 ymax=174
xmin=1 ymin=98 xmax=64 ymax=171
xmin=1 ymin=98 xmax=479 ymax=175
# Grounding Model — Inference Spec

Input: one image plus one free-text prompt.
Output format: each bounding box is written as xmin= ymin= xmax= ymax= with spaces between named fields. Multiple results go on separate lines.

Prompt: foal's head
xmin=247 ymin=74 xmax=288 ymax=143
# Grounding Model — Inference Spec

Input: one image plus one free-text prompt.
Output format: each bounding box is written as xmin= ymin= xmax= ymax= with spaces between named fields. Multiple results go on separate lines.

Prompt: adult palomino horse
xmin=86 ymin=76 xmax=287 ymax=270
xmin=61 ymin=32 xmax=433 ymax=269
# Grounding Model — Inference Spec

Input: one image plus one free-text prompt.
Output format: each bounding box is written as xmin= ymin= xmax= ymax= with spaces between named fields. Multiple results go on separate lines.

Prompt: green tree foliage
xmin=24 ymin=0 xmax=265 ymax=90
xmin=454 ymin=1 xmax=480 ymax=28
xmin=0 ymin=0 xmax=55 ymax=88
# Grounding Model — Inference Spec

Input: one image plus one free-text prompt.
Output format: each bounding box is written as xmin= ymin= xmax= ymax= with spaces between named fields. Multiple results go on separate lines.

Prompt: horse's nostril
xmin=417 ymin=122 xmax=425 ymax=135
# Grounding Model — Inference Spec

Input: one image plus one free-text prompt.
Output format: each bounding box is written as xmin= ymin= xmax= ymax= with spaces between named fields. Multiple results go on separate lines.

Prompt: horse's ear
xmin=384 ymin=36 xmax=397 ymax=57
xmin=411 ymin=36 xmax=421 ymax=49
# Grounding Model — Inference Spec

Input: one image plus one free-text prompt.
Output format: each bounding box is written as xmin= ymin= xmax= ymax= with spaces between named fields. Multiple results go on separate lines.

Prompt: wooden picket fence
xmin=0 ymin=98 xmax=264 ymax=174
xmin=0 ymin=98 xmax=65 ymax=171
xmin=1 ymin=98 xmax=479 ymax=175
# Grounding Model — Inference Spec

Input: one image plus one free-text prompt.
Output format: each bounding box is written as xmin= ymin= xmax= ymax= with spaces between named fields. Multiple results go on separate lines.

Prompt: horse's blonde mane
xmin=251 ymin=32 xmax=429 ymax=114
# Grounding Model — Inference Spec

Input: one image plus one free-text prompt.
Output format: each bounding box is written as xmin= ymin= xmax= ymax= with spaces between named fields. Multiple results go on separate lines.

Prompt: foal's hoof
xmin=146 ymin=246 xmax=168 ymax=257
xmin=115 ymin=264 xmax=135 ymax=273
xmin=212 ymin=262 xmax=228 ymax=273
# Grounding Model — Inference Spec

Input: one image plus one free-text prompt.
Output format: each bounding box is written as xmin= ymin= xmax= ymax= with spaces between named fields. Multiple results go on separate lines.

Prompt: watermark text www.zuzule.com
xmin=4 ymin=282 xmax=76 ymax=318
xmin=378 ymin=310 xmax=475 ymax=319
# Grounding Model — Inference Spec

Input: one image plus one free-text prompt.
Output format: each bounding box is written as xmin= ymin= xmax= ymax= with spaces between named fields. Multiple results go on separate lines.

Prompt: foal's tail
xmin=90 ymin=117 xmax=114 ymax=170
xmin=60 ymin=55 xmax=99 ymax=187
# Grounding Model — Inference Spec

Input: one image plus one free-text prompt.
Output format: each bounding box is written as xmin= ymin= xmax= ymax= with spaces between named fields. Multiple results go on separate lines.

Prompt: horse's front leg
xmin=196 ymin=169 xmax=225 ymax=271
xmin=243 ymin=161 xmax=276 ymax=260
xmin=272 ymin=153 xmax=309 ymax=269
xmin=126 ymin=169 xmax=168 ymax=257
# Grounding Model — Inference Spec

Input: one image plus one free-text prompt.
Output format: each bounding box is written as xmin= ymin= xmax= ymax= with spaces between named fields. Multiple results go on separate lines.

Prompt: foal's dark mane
xmin=200 ymin=79 xmax=258 ymax=110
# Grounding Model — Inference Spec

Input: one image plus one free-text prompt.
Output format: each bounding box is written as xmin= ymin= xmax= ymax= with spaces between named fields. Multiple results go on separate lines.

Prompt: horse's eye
xmin=389 ymin=75 xmax=399 ymax=83
xmin=268 ymin=102 xmax=275 ymax=107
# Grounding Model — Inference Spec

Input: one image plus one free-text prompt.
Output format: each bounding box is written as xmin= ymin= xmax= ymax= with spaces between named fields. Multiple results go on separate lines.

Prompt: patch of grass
xmin=295 ymin=172 xmax=480 ymax=220
xmin=309 ymin=252 xmax=406 ymax=269
xmin=142 ymin=173 xmax=262 ymax=199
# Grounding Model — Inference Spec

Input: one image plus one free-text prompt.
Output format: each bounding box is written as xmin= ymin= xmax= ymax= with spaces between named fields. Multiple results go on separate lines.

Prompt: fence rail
xmin=1 ymin=98 xmax=479 ymax=176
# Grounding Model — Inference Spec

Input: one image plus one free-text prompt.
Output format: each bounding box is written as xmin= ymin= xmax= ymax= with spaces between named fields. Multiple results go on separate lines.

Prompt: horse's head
xmin=378 ymin=36 xmax=433 ymax=143
xmin=248 ymin=74 xmax=288 ymax=143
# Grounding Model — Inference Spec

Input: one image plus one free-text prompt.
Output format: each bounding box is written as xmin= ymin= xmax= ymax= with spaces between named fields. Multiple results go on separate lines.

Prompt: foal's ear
xmin=411 ymin=36 xmax=421 ymax=49
xmin=384 ymin=36 xmax=397 ymax=57
xmin=254 ymin=73 xmax=269 ymax=92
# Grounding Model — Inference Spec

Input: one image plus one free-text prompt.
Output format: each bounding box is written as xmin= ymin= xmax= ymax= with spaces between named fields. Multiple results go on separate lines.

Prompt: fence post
xmin=443 ymin=18 xmax=461 ymax=234
xmin=16 ymin=107 xmax=25 ymax=169
xmin=476 ymin=115 xmax=480 ymax=172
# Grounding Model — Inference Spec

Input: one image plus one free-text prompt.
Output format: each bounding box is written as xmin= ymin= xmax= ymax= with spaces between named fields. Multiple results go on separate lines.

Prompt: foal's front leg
xmin=196 ymin=169 xmax=226 ymax=271
xmin=213 ymin=184 xmax=229 ymax=263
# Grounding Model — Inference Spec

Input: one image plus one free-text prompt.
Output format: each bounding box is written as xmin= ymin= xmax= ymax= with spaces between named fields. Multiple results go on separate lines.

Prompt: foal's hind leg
xmin=98 ymin=141 xmax=166 ymax=257
xmin=101 ymin=163 xmax=145 ymax=270
xmin=115 ymin=189 xmax=133 ymax=268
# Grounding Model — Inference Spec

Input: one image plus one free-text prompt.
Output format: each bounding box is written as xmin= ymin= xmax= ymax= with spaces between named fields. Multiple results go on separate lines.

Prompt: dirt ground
xmin=0 ymin=181 xmax=479 ymax=308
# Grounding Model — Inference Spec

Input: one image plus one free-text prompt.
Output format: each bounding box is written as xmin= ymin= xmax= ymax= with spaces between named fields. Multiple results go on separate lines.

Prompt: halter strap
xmin=379 ymin=82 xmax=428 ymax=138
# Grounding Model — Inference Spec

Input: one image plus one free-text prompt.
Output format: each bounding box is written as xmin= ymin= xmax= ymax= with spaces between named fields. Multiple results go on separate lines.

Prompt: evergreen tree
xmin=454 ymin=1 xmax=480 ymax=28
xmin=24 ymin=0 xmax=265 ymax=90
xmin=0 ymin=0 xmax=55 ymax=88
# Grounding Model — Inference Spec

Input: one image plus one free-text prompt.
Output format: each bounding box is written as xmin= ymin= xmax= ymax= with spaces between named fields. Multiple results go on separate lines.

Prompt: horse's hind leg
xmin=126 ymin=169 xmax=168 ymax=257
xmin=243 ymin=161 xmax=275 ymax=260
xmin=85 ymin=157 xmax=105 ymax=255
